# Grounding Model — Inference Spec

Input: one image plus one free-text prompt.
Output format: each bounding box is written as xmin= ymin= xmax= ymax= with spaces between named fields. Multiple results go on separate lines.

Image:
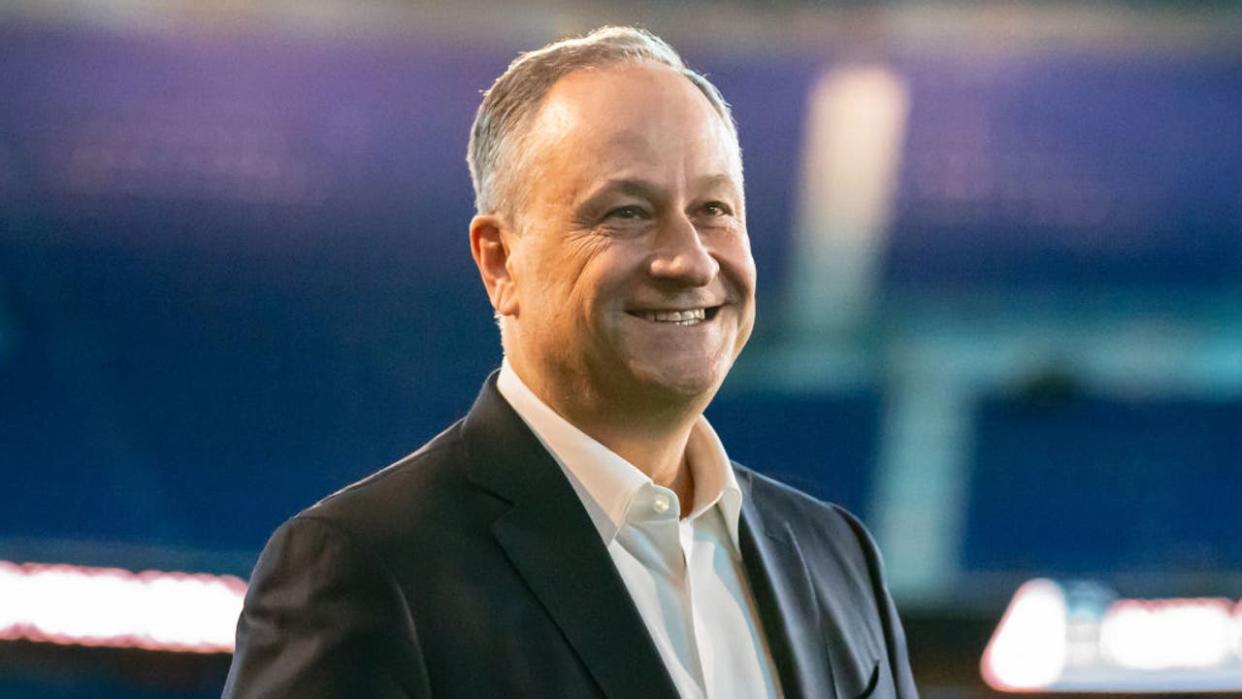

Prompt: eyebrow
xmin=572 ymin=179 xmax=665 ymax=221
xmin=599 ymin=178 xmax=664 ymax=201
xmin=578 ymin=174 xmax=741 ymax=209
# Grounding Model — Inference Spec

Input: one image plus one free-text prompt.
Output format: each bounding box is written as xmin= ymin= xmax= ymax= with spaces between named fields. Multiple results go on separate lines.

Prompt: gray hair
xmin=466 ymin=26 xmax=738 ymax=217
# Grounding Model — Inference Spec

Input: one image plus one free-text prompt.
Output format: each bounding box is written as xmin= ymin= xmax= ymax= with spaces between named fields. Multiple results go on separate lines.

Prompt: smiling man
xmin=225 ymin=27 xmax=917 ymax=699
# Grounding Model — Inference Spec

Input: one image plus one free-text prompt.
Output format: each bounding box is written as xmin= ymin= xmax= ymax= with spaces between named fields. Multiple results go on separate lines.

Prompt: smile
xmin=628 ymin=306 xmax=722 ymax=326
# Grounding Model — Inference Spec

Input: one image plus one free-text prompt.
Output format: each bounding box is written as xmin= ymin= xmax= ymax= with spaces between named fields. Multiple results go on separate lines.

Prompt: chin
xmin=626 ymin=357 xmax=730 ymax=403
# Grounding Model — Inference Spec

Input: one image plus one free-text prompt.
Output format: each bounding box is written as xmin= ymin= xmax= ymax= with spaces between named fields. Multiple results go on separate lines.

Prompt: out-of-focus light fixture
xmin=0 ymin=560 xmax=246 ymax=653
xmin=982 ymin=578 xmax=1242 ymax=693
xmin=981 ymin=579 xmax=1069 ymax=691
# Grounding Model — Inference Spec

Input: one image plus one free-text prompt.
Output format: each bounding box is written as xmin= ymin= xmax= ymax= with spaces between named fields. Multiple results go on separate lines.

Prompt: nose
xmin=647 ymin=214 xmax=719 ymax=286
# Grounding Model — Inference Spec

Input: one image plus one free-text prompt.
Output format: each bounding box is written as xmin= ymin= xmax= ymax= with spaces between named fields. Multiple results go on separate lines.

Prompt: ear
xmin=470 ymin=214 xmax=519 ymax=318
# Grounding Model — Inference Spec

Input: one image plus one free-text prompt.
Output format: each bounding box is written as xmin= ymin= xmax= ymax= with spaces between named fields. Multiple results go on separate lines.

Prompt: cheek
xmin=717 ymin=236 xmax=757 ymax=295
xmin=570 ymin=239 xmax=630 ymax=297
xmin=530 ymin=240 xmax=621 ymax=330
xmin=521 ymin=240 xmax=585 ymax=299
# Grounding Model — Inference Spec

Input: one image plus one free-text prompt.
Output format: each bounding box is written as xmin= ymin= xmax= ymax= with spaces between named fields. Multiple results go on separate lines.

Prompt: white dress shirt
xmin=497 ymin=361 xmax=782 ymax=699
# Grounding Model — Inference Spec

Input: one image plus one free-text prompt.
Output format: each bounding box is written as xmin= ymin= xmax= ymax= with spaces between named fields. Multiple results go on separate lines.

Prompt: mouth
xmin=626 ymin=305 xmax=724 ymax=327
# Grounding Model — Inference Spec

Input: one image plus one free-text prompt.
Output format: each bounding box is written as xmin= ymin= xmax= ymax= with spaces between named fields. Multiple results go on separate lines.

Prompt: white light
xmin=981 ymin=578 xmax=1069 ymax=691
xmin=1234 ymin=601 xmax=1242 ymax=657
xmin=1100 ymin=598 xmax=1235 ymax=671
xmin=983 ymin=580 xmax=1242 ymax=694
xmin=0 ymin=560 xmax=246 ymax=653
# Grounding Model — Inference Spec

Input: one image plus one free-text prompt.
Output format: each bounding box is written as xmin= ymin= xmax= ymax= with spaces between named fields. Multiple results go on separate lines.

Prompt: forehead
xmin=527 ymin=62 xmax=741 ymax=172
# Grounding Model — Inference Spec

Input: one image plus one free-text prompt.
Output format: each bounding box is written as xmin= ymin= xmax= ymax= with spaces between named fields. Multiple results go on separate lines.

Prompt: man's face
xmin=500 ymin=62 xmax=756 ymax=409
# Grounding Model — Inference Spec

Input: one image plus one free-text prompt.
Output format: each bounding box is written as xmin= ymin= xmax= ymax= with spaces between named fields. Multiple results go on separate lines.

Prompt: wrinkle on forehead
xmin=544 ymin=124 xmax=740 ymax=175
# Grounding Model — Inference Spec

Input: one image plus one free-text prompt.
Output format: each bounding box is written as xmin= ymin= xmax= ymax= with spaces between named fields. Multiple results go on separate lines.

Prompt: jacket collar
xmin=461 ymin=372 xmax=681 ymax=699
xmin=460 ymin=372 xmax=836 ymax=699
xmin=735 ymin=468 xmax=838 ymax=699
xmin=494 ymin=359 xmax=744 ymax=550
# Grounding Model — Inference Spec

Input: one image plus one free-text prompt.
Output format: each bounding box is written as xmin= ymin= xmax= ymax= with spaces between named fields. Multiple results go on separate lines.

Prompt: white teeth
xmin=639 ymin=308 xmax=708 ymax=325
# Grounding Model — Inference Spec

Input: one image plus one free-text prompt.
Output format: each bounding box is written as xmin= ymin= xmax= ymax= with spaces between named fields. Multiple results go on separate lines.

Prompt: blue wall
xmin=1 ymin=20 xmax=1239 ymax=588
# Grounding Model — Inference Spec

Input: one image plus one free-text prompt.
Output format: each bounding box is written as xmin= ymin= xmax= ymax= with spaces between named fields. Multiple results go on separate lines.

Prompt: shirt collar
xmin=496 ymin=359 xmax=743 ymax=550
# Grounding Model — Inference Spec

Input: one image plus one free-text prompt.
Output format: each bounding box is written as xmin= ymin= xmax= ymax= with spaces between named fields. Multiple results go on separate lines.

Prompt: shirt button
xmin=652 ymin=494 xmax=671 ymax=514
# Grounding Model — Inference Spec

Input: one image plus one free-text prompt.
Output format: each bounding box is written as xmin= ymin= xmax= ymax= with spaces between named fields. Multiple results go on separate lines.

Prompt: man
xmin=224 ymin=26 xmax=917 ymax=699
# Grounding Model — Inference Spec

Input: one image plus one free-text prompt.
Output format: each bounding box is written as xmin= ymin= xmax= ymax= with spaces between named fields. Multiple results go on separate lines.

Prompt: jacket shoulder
xmin=735 ymin=463 xmax=880 ymax=564
xmin=736 ymin=463 xmax=858 ymax=524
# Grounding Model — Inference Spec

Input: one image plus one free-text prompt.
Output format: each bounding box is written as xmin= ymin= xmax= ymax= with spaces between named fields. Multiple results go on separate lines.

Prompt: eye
xmin=606 ymin=205 xmax=649 ymax=221
xmin=701 ymin=201 xmax=732 ymax=217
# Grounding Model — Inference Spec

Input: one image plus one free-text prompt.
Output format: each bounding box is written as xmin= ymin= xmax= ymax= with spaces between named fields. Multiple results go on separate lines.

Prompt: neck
xmin=572 ymin=401 xmax=699 ymax=507
xmin=506 ymin=357 xmax=705 ymax=509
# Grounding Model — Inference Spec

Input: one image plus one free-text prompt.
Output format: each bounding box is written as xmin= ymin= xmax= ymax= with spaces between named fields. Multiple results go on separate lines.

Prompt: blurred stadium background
xmin=2 ymin=0 xmax=1241 ymax=696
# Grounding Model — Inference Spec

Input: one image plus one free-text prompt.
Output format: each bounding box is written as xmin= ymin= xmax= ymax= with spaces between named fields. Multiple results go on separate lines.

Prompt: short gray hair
xmin=467 ymin=26 xmax=738 ymax=217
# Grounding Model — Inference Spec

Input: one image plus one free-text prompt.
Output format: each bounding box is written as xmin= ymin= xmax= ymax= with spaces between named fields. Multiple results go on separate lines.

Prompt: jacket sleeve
xmin=223 ymin=515 xmax=430 ymax=698
xmin=838 ymin=507 xmax=920 ymax=699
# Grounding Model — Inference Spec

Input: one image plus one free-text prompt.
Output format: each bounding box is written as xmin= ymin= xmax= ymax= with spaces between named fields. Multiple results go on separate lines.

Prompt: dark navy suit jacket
xmin=223 ymin=375 xmax=919 ymax=698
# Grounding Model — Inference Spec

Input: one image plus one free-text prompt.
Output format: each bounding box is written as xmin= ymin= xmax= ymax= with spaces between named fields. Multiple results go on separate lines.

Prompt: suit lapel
xmin=462 ymin=375 xmax=680 ymax=699
xmin=737 ymin=468 xmax=838 ymax=699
